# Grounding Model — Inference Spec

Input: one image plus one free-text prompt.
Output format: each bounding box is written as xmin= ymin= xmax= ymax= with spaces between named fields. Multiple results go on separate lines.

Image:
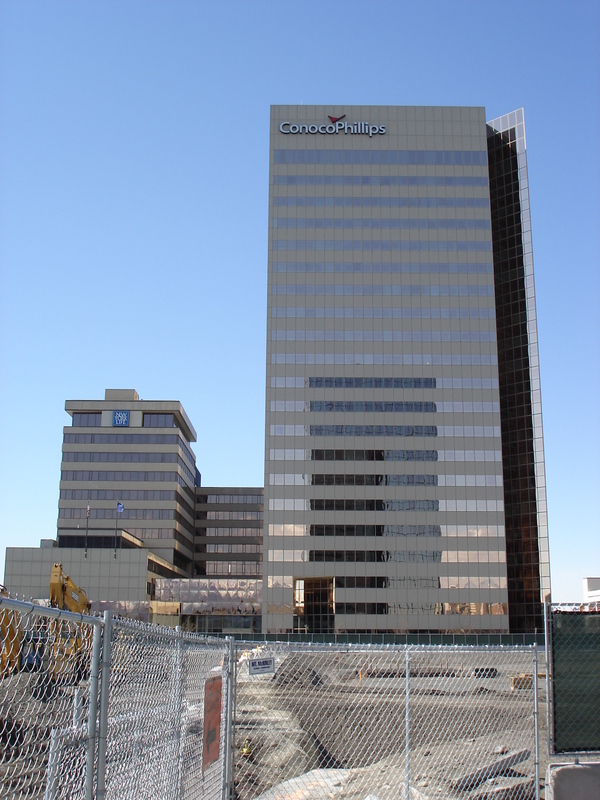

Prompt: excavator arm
xmin=49 ymin=563 xmax=91 ymax=614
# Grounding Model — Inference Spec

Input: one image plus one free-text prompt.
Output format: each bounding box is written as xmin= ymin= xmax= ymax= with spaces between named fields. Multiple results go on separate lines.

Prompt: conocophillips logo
xmin=279 ymin=114 xmax=385 ymax=137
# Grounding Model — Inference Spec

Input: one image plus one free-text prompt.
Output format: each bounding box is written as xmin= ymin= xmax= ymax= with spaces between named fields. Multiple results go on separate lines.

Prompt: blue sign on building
xmin=113 ymin=410 xmax=129 ymax=427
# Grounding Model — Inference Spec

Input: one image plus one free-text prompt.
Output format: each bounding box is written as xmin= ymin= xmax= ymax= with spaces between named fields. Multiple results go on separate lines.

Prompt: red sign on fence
xmin=203 ymin=675 xmax=222 ymax=771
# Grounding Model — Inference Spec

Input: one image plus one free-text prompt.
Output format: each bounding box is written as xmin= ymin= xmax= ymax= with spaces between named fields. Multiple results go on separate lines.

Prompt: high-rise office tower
xmin=264 ymin=106 xmax=549 ymax=635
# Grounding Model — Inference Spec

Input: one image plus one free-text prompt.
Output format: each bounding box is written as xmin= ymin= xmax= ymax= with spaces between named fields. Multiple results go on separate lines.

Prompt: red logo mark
xmin=328 ymin=114 xmax=346 ymax=124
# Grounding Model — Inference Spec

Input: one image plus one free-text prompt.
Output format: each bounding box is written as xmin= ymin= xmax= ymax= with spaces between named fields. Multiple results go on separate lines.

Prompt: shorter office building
xmin=194 ymin=487 xmax=263 ymax=578
xmin=3 ymin=391 xmax=264 ymax=632
xmin=58 ymin=389 xmax=198 ymax=574
xmin=4 ymin=542 xmax=174 ymax=604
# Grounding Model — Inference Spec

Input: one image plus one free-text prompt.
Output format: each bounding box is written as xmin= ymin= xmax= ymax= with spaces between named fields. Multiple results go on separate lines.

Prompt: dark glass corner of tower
xmin=487 ymin=110 xmax=550 ymax=633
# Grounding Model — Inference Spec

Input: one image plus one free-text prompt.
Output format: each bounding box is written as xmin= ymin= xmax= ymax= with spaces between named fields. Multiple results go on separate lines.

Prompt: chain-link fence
xmin=546 ymin=603 xmax=600 ymax=756
xmin=2 ymin=593 xmax=555 ymax=800
xmin=1 ymin=595 xmax=233 ymax=800
xmin=103 ymin=618 xmax=231 ymax=800
xmin=0 ymin=596 xmax=101 ymax=800
xmin=232 ymin=643 xmax=539 ymax=800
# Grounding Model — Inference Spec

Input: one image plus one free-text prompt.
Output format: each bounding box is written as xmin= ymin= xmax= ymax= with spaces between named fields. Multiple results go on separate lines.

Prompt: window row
xmin=206 ymin=544 xmax=262 ymax=554
xmin=271 ymin=306 xmax=496 ymax=320
xmin=268 ymin=523 xmax=505 ymax=538
xmin=272 ymin=376 xmax=499 ymax=390
xmin=270 ymin=448 xmax=438 ymax=461
xmin=334 ymin=603 xmax=389 ymax=615
xmin=269 ymin=498 xmax=440 ymax=512
xmin=273 ymin=175 xmax=489 ymax=188
xmin=63 ymin=451 xmax=178 ymax=464
xmin=200 ymin=527 xmax=262 ymax=538
xmin=60 ymin=489 xmax=176 ymax=502
xmin=203 ymin=510 xmax=264 ymax=521
xmin=273 ymin=197 xmax=490 ymax=209
xmin=197 ymin=494 xmax=263 ymax=505
xmin=273 ymin=148 xmax=488 ymax=166
xmin=62 ymin=452 xmax=196 ymax=485
xmin=275 ymin=473 xmax=438 ymax=487
xmin=271 ymin=354 xmax=498 ymax=367
xmin=302 ymin=549 xmax=506 ymax=563
xmin=271 ymin=330 xmax=496 ymax=344
xmin=271 ymin=424 xmax=438 ymax=437
xmin=333 ymin=576 xmax=508 ymax=589
xmin=274 ymin=240 xmax=492 ymax=253
xmin=271 ymin=401 xmax=436 ymax=413
xmin=270 ymin=402 xmax=499 ymax=415
xmin=60 ymin=470 xmax=192 ymax=487
xmin=59 ymin=508 xmax=177 ymax=520
xmin=269 ymin=473 xmax=502 ymax=488
xmin=308 ymin=524 xmax=442 ymax=537
xmin=310 ymin=377 xmax=435 ymax=389
xmin=273 ymin=218 xmax=490 ymax=231
xmin=333 ymin=603 xmax=507 ymax=616
xmin=63 ymin=433 xmax=195 ymax=466
xmin=72 ymin=413 xmax=101 ymax=427
xmin=271 ymin=424 xmax=501 ymax=438
xmin=272 ymin=261 xmax=492 ymax=275
xmin=143 ymin=413 xmax=177 ymax=429
xmin=268 ymin=448 xmax=502 ymax=463
xmin=307 ymin=550 xmax=442 ymax=563
xmin=271 ymin=283 xmax=494 ymax=298
xmin=312 ymin=401 xmax=436 ymax=413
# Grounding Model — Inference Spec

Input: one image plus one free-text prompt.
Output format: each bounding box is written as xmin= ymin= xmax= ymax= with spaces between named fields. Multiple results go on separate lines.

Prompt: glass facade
xmin=486 ymin=110 xmax=550 ymax=632
xmin=264 ymin=105 xmax=550 ymax=635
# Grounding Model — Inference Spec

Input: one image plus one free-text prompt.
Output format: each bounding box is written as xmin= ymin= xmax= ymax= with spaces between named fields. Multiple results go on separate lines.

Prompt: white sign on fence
xmin=248 ymin=657 xmax=275 ymax=676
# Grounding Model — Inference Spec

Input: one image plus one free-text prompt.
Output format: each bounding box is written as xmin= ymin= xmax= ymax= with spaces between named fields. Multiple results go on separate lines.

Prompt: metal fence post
xmin=533 ymin=645 xmax=540 ymax=800
xmin=96 ymin=611 xmax=112 ymax=800
xmin=544 ymin=600 xmax=552 ymax=756
xmin=85 ymin=622 xmax=102 ymax=800
xmin=405 ymin=648 xmax=410 ymax=800
xmin=44 ymin=729 xmax=59 ymax=800
xmin=174 ymin=626 xmax=184 ymax=800
xmin=223 ymin=636 xmax=235 ymax=800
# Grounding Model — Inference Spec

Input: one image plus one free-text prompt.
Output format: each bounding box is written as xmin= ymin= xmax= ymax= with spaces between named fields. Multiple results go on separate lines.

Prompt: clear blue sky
xmin=1 ymin=1 xmax=598 ymax=602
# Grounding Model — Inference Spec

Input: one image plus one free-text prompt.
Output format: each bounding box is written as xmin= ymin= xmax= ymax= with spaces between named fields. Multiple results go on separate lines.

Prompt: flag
xmin=116 ymin=502 xmax=124 ymax=513
xmin=86 ymin=503 xmax=90 ymax=518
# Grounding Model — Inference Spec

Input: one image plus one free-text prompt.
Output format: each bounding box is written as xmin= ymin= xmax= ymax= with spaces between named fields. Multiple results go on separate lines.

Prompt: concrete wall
xmin=545 ymin=762 xmax=600 ymax=800
xmin=3 ymin=546 xmax=149 ymax=602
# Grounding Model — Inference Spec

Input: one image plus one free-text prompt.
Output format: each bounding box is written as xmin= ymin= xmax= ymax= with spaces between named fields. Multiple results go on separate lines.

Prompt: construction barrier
xmin=547 ymin=602 xmax=600 ymax=755
xmin=12 ymin=594 xmax=597 ymax=798
xmin=0 ymin=596 xmax=232 ymax=800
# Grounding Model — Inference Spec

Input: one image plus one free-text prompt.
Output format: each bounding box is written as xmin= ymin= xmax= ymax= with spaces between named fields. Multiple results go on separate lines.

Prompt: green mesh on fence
xmin=552 ymin=610 xmax=600 ymax=752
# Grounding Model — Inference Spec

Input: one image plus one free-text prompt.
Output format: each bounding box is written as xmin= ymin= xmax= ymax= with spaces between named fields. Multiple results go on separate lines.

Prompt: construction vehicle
xmin=1 ymin=565 xmax=92 ymax=687
xmin=47 ymin=563 xmax=93 ymax=685
xmin=49 ymin=563 xmax=91 ymax=614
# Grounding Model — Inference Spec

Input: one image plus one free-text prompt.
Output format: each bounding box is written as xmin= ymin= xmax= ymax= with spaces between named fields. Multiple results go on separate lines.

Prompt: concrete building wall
xmin=4 ymin=546 xmax=150 ymax=602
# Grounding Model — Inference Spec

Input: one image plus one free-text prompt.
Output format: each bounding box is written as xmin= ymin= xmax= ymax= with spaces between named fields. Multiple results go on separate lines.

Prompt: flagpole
xmin=85 ymin=495 xmax=89 ymax=559
xmin=114 ymin=502 xmax=118 ymax=559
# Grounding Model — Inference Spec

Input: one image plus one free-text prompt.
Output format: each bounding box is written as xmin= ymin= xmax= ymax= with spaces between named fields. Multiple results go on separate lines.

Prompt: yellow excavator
xmin=47 ymin=563 xmax=93 ymax=685
xmin=1 ymin=564 xmax=92 ymax=686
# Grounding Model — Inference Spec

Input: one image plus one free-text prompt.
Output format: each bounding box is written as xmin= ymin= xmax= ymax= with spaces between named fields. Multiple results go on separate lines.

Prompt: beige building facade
xmin=58 ymin=389 xmax=197 ymax=574
xmin=263 ymin=105 xmax=550 ymax=635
